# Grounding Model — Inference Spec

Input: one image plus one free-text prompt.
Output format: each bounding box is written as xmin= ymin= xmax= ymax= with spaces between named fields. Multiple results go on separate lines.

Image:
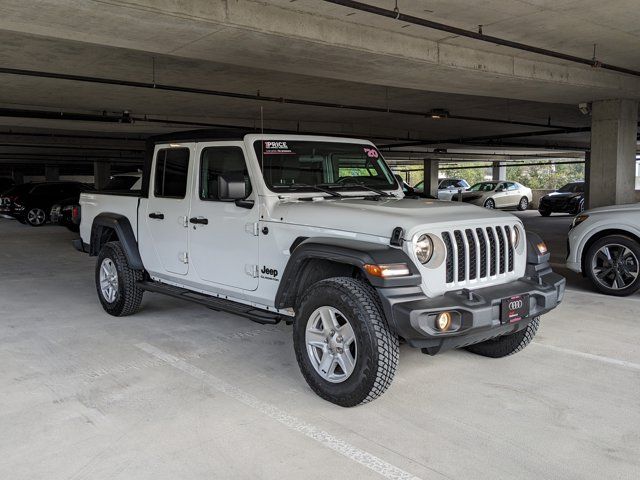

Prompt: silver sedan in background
xmin=454 ymin=181 xmax=533 ymax=210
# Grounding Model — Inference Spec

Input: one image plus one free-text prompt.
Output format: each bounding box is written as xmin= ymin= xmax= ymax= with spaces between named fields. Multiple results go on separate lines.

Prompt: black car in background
xmin=49 ymin=173 xmax=142 ymax=231
xmin=0 ymin=182 xmax=92 ymax=226
xmin=538 ymin=181 xmax=585 ymax=216
xmin=50 ymin=197 xmax=82 ymax=232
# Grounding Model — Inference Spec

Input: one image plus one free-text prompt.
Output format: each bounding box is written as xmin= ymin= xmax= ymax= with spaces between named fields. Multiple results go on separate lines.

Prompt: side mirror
xmin=218 ymin=173 xmax=247 ymax=201
xmin=496 ymin=187 xmax=505 ymax=192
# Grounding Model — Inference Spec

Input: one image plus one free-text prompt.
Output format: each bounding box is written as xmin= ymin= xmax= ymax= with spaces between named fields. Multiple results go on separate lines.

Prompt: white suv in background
xmin=567 ymin=203 xmax=640 ymax=296
xmin=413 ymin=178 xmax=470 ymax=200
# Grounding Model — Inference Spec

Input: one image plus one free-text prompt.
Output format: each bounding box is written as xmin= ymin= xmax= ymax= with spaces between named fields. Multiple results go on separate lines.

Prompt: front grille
xmin=443 ymin=225 xmax=516 ymax=285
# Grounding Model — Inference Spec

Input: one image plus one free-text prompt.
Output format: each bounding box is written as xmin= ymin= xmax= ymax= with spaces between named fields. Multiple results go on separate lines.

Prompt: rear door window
xmin=154 ymin=148 xmax=190 ymax=199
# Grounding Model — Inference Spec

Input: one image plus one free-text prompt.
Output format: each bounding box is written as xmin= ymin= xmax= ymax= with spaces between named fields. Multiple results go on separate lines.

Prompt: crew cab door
xmin=506 ymin=182 xmax=521 ymax=206
xmin=494 ymin=182 xmax=511 ymax=207
xmin=188 ymin=143 xmax=259 ymax=291
xmin=144 ymin=146 xmax=192 ymax=276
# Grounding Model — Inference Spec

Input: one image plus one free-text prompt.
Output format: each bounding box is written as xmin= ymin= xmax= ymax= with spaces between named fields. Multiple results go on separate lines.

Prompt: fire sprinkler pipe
xmin=321 ymin=0 xmax=640 ymax=78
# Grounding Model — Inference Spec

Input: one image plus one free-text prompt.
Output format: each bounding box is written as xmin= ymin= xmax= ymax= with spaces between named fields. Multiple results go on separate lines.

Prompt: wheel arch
xmin=580 ymin=228 xmax=640 ymax=275
xmin=274 ymin=237 xmax=421 ymax=310
xmin=90 ymin=213 xmax=144 ymax=270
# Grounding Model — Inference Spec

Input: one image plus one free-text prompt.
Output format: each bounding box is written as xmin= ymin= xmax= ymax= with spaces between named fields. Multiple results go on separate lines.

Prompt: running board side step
xmin=137 ymin=281 xmax=283 ymax=325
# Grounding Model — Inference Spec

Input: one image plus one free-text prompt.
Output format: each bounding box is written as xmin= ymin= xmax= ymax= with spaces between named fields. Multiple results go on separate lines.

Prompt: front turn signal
xmin=364 ymin=263 xmax=410 ymax=278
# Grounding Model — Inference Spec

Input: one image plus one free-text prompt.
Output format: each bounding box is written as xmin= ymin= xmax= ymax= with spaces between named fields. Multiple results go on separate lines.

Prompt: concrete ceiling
xmin=1 ymin=0 xmax=639 ymax=103
xmin=0 ymin=0 xmax=638 ymax=164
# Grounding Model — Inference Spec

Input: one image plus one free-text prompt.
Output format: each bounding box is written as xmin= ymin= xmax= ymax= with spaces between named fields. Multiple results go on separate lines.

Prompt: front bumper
xmin=539 ymin=198 xmax=580 ymax=213
xmin=378 ymin=270 xmax=565 ymax=354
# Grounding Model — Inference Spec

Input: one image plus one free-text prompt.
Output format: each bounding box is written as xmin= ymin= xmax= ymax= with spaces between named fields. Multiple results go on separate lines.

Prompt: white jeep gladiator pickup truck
xmin=75 ymin=129 xmax=565 ymax=407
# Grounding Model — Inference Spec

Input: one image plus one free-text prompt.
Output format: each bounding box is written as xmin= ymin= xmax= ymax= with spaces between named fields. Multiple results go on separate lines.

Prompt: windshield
xmin=469 ymin=182 xmax=498 ymax=192
xmin=254 ymin=141 xmax=397 ymax=193
xmin=2 ymin=183 xmax=34 ymax=196
xmin=558 ymin=182 xmax=584 ymax=193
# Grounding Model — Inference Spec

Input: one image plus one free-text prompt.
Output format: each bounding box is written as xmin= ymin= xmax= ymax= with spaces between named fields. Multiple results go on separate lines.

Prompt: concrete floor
xmin=1 ymin=215 xmax=639 ymax=480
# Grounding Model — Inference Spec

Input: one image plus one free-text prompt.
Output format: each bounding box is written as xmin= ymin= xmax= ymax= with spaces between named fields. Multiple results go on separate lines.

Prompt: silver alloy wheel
xmin=305 ymin=306 xmax=357 ymax=383
xmin=485 ymin=199 xmax=495 ymax=209
xmin=591 ymin=244 xmax=639 ymax=290
xmin=27 ymin=208 xmax=46 ymax=225
xmin=99 ymin=258 xmax=119 ymax=303
xmin=520 ymin=197 xmax=528 ymax=209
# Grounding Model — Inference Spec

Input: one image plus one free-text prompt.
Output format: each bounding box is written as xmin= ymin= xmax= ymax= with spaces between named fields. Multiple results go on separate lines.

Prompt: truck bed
xmin=79 ymin=191 xmax=141 ymax=244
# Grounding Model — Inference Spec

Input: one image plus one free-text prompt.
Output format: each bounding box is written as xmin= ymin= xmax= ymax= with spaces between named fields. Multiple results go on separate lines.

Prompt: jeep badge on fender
xmin=261 ymin=266 xmax=278 ymax=279
xmin=75 ymin=130 xmax=565 ymax=407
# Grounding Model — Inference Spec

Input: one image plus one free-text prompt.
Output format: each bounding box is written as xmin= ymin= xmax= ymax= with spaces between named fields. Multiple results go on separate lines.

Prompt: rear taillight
xmin=72 ymin=205 xmax=81 ymax=224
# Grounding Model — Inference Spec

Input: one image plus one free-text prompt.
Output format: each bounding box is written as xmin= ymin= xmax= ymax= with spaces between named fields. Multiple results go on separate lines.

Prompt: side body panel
xmin=567 ymin=210 xmax=640 ymax=273
xmin=79 ymin=192 xmax=140 ymax=244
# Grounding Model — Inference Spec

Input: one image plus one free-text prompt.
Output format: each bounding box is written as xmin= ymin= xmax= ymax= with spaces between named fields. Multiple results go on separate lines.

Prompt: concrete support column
xmin=45 ymin=166 xmax=59 ymax=182
xmin=12 ymin=170 xmax=24 ymax=184
xmin=94 ymin=162 xmax=111 ymax=190
xmin=492 ymin=161 xmax=506 ymax=181
xmin=422 ymin=159 xmax=439 ymax=197
xmin=587 ymin=99 xmax=638 ymax=208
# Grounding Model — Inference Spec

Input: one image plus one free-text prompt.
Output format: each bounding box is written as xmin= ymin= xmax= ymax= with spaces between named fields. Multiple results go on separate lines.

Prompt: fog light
xmin=436 ymin=312 xmax=452 ymax=331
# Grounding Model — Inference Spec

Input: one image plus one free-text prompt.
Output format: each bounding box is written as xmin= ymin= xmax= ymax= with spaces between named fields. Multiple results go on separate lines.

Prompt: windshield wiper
xmin=320 ymin=182 xmax=395 ymax=198
xmin=278 ymin=183 xmax=342 ymax=197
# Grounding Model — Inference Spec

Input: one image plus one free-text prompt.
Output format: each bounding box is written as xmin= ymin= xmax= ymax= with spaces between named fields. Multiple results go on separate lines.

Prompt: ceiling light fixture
xmin=428 ymin=109 xmax=449 ymax=119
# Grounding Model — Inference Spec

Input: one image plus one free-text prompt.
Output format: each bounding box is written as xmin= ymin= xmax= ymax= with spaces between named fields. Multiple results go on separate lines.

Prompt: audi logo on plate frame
xmin=501 ymin=294 xmax=530 ymax=324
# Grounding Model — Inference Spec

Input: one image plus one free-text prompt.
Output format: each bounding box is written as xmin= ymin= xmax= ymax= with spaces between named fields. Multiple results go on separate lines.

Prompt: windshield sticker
xmin=264 ymin=141 xmax=294 ymax=154
xmin=364 ymin=147 xmax=379 ymax=159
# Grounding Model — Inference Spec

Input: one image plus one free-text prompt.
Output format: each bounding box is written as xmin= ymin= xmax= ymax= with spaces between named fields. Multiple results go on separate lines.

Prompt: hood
xmin=544 ymin=191 xmax=582 ymax=199
xmin=585 ymin=202 xmax=640 ymax=215
xmin=271 ymin=196 xmax=516 ymax=238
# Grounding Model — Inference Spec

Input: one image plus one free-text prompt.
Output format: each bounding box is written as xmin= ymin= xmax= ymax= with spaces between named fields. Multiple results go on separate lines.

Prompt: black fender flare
xmin=90 ymin=213 xmax=144 ymax=270
xmin=274 ymin=237 xmax=421 ymax=309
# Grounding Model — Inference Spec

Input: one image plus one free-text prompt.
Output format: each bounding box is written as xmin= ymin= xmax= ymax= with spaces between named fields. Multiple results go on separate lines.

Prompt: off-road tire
xmin=293 ymin=277 xmax=399 ymax=407
xmin=585 ymin=235 xmax=640 ymax=297
xmin=465 ymin=317 xmax=539 ymax=358
xmin=95 ymin=241 xmax=144 ymax=316
xmin=517 ymin=197 xmax=529 ymax=211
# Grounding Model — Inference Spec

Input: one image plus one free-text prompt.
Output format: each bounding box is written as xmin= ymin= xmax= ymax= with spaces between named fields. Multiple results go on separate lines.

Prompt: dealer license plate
xmin=500 ymin=294 xmax=530 ymax=324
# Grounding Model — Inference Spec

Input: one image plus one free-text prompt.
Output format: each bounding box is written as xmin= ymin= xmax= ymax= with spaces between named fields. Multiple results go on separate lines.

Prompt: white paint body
xmin=567 ymin=203 xmax=640 ymax=273
xmin=80 ymin=135 xmax=528 ymax=315
xmin=437 ymin=178 xmax=470 ymax=201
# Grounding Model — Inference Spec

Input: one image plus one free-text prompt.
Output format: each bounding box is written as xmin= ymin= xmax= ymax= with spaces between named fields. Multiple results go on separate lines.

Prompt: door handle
xmin=149 ymin=212 xmax=164 ymax=220
xmin=189 ymin=217 xmax=209 ymax=225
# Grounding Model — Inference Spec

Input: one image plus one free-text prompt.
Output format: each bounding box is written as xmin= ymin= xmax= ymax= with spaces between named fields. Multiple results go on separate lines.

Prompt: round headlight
xmin=415 ymin=234 xmax=434 ymax=264
xmin=510 ymin=225 xmax=521 ymax=249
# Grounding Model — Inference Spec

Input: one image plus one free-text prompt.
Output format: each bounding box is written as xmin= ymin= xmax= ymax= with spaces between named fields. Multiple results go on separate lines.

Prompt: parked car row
xmin=0 ymin=172 xmax=142 ymax=229
xmin=0 ymin=181 xmax=91 ymax=227
xmin=406 ymin=177 xmax=585 ymax=217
